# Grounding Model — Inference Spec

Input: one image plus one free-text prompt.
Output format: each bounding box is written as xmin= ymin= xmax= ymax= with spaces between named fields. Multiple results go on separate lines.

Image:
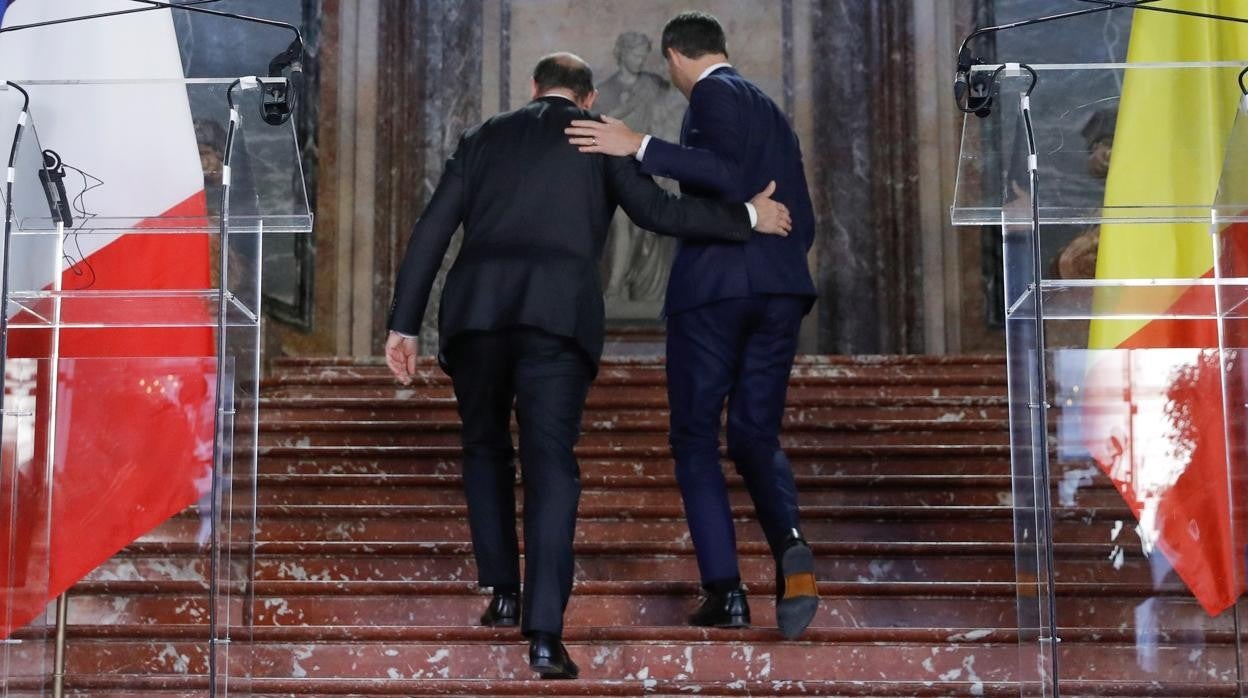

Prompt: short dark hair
xmin=533 ymin=52 xmax=594 ymax=100
xmin=660 ymin=11 xmax=728 ymax=60
xmin=1081 ymin=107 xmax=1118 ymax=148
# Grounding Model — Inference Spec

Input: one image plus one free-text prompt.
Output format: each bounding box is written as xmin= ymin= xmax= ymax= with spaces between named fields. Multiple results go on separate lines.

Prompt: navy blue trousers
xmin=666 ymin=295 xmax=805 ymax=588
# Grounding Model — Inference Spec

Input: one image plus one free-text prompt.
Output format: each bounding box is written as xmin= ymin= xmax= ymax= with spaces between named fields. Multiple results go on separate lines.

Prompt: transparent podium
xmin=0 ymin=79 xmax=311 ymax=696
xmin=953 ymin=62 xmax=1248 ymax=696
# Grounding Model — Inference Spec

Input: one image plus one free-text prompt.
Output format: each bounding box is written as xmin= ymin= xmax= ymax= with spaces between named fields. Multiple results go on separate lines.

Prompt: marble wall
xmin=277 ymin=0 xmax=1038 ymax=358
xmin=374 ymin=1 xmax=484 ymax=352
xmin=812 ymin=1 xmax=923 ymax=354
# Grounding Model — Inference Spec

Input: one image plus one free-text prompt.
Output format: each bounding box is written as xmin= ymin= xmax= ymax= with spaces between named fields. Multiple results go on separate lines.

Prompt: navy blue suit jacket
xmin=640 ymin=66 xmax=817 ymax=316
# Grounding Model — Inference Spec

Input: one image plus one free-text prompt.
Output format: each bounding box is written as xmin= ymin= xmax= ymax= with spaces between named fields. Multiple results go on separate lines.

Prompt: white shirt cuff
xmin=635 ymin=134 xmax=652 ymax=162
xmin=745 ymin=203 xmax=758 ymax=228
xmin=392 ymin=330 xmax=418 ymax=339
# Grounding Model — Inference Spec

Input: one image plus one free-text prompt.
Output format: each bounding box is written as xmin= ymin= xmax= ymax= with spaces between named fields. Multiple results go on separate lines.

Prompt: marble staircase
xmin=18 ymin=355 xmax=1235 ymax=696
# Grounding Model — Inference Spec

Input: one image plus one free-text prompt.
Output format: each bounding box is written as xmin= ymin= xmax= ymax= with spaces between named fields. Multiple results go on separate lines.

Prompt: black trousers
xmin=446 ymin=327 xmax=592 ymax=637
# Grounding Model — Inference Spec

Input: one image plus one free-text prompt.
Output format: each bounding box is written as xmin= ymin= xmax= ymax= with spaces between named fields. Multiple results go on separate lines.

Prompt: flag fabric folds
xmin=0 ymin=0 xmax=215 ymax=638
xmin=1086 ymin=0 xmax=1248 ymax=617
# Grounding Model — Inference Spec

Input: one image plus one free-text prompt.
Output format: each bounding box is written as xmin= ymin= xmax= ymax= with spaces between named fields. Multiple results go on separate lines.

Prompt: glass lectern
xmin=0 ymin=78 xmax=311 ymax=696
xmin=953 ymin=62 xmax=1248 ymax=696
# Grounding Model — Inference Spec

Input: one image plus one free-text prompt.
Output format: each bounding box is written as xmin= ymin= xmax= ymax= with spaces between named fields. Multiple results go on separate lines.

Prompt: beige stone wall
xmin=488 ymin=0 xmax=815 ymax=177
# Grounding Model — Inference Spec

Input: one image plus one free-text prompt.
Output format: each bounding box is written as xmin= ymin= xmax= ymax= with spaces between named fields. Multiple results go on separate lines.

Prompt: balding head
xmin=532 ymin=52 xmax=596 ymax=106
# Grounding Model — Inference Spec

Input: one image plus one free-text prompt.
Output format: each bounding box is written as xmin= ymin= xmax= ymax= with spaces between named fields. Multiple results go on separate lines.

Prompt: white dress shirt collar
xmin=697 ymin=62 xmax=733 ymax=83
xmin=537 ymin=92 xmax=577 ymax=104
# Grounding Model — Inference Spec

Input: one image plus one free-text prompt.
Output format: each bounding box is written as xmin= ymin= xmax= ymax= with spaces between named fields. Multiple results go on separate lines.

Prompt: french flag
xmin=0 ymin=0 xmax=217 ymax=638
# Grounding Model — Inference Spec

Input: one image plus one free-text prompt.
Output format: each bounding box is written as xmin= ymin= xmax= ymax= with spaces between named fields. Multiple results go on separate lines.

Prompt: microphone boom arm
xmin=126 ymin=0 xmax=303 ymax=55
xmin=0 ymin=0 xmax=223 ymax=35
xmin=954 ymin=0 xmax=1248 ymax=115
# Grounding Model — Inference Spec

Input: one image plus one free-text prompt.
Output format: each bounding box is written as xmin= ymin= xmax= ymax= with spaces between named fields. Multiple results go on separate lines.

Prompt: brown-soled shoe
xmin=776 ymin=532 xmax=819 ymax=640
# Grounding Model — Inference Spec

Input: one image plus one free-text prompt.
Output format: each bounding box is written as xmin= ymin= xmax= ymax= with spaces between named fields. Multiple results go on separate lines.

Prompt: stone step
xmin=21 ymin=675 xmax=1246 ymax=698
xmin=0 ymin=677 xmax=1023 ymax=698
xmin=259 ymin=399 xmax=1010 ymax=425
xmin=42 ymin=625 xmax=1233 ymax=684
xmin=257 ymin=454 xmax=1014 ymax=478
xmin=271 ymin=354 xmax=1008 ymax=369
xmin=132 ymin=504 xmax=1147 ymax=547
xmin=120 ymin=538 xmax=1132 ymax=560
xmin=250 ymin=475 xmax=1125 ymax=509
xmin=260 ymin=416 xmax=1009 ymax=435
xmin=258 ymin=404 xmax=1008 ymax=427
xmin=263 ymin=362 xmax=1008 ymax=387
xmin=90 ymin=548 xmax=1143 ymax=586
xmin=256 ymin=444 xmax=1014 ymax=466
xmin=258 ymin=432 xmax=1007 ymax=450
xmin=261 ymin=383 xmax=1010 ymax=401
xmin=62 ymin=580 xmax=1214 ymax=632
xmin=261 ymin=389 xmax=1007 ymax=406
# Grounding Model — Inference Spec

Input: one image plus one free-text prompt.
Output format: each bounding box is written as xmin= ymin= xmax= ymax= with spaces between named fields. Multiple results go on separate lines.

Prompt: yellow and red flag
xmin=1086 ymin=0 xmax=1248 ymax=616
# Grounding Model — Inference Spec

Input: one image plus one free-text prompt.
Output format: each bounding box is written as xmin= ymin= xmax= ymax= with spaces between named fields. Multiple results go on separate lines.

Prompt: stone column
xmin=370 ymin=0 xmax=483 ymax=355
xmin=811 ymin=0 xmax=923 ymax=354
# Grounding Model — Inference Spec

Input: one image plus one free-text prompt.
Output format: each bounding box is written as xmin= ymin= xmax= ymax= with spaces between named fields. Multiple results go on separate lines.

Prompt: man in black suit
xmin=383 ymin=53 xmax=791 ymax=680
xmin=566 ymin=12 xmax=820 ymax=640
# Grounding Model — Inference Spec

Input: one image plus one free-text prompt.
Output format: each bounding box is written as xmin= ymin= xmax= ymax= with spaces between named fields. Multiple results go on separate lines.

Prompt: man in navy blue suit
xmin=566 ymin=11 xmax=819 ymax=640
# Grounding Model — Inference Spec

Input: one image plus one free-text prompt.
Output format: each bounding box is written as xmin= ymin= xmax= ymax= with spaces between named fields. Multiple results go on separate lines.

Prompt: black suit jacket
xmin=388 ymin=96 xmax=756 ymax=374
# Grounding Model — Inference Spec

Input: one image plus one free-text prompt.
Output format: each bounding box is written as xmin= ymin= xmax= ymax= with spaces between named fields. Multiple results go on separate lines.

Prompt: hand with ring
xmin=565 ymin=115 xmax=644 ymax=157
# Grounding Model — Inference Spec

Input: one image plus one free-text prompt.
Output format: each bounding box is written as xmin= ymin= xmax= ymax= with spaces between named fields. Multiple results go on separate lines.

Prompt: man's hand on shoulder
xmin=750 ymin=181 xmax=791 ymax=237
xmin=565 ymin=115 xmax=645 ymax=157
xmin=385 ymin=330 xmax=420 ymax=385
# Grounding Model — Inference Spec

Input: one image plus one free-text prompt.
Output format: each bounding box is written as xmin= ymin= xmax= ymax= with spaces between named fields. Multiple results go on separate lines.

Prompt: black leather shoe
xmin=688 ymin=587 xmax=751 ymax=628
xmin=776 ymin=530 xmax=819 ymax=640
xmin=479 ymin=591 xmax=520 ymax=627
xmin=528 ymin=632 xmax=579 ymax=679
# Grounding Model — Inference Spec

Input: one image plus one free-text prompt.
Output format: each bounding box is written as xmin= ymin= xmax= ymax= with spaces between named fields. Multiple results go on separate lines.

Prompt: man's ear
xmin=581 ymin=89 xmax=599 ymax=111
xmin=530 ymin=78 xmax=539 ymax=100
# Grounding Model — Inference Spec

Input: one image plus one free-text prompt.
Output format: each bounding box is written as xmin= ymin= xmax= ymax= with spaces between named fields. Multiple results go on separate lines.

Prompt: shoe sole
xmin=710 ymin=617 xmax=751 ymax=629
xmin=688 ymin=611 xmax=751 ymax=629
xmin=530 ymin=660 xmax=578 ymax=680
xmin=481 ymin=617 xmax=519 ymax=627
xmin=777 ymin=544 xmax=819 ymax=640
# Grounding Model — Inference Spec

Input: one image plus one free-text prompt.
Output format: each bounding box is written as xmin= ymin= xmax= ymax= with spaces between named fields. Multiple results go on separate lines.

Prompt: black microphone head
xmin=956 ymin=45 xmax=974 ymax=73
xmin=953 ymin=47 xmax=982 ymax=111
xmin=268 ymin=37 xmax=304 ymax=79
xmin=260 ymin=79 xmax=296 ymax=126
xmin=262 ymin=37 xmax=304 ymax=125
xmin=967 ymin=71 xmax=997 ymax=119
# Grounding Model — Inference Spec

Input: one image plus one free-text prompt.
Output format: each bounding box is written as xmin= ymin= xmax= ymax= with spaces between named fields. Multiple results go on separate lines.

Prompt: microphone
xmin=39 ymin=149 xmax=73 ymax=228
xmin=263 ymin=37 xmax=305 ymax=126
xmin=954 ymin=0 xmax=1164 ymax=116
